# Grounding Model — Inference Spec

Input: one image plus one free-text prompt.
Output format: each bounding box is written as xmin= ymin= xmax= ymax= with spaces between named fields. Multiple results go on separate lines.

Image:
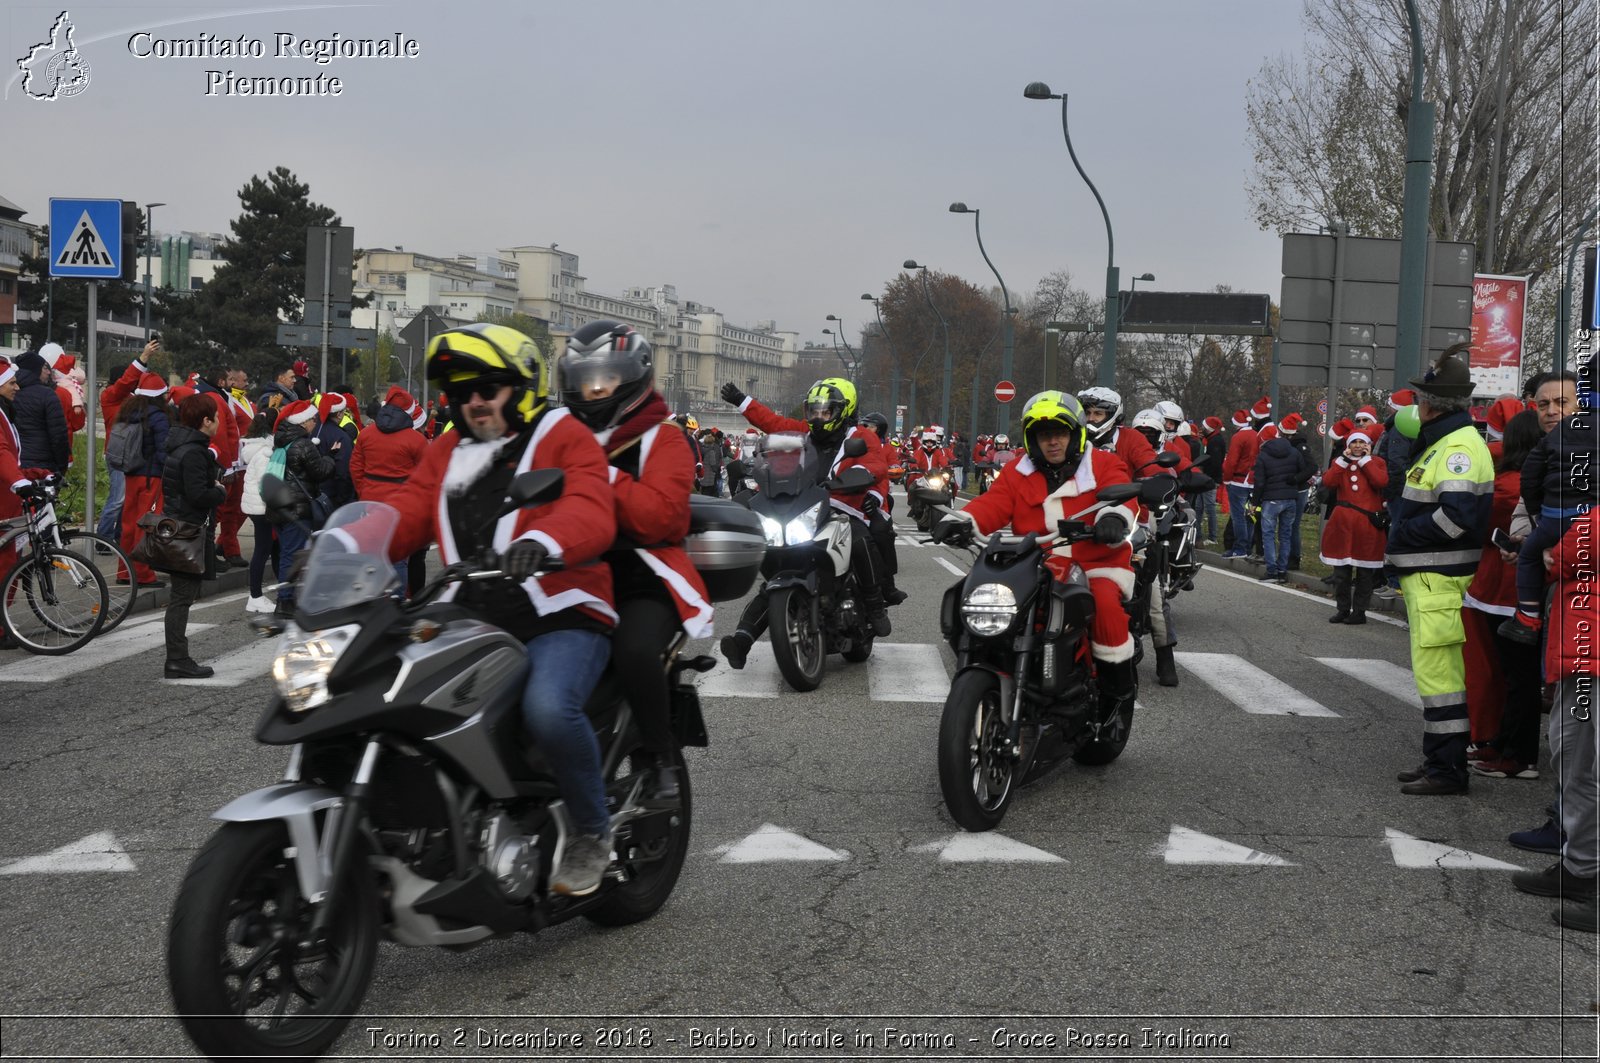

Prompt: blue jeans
xmin=1200 ymin=489 xmax=1218 ymax=541
xmin=1225 ymin=484 xmax=1255 ymax=554
xmin=96 ymin=468 xmax=125 ymax=540
xmin=274 ymin=519 xmax=310 ymax=604
xmin=524 ymin=628 xmax=612 ymax=837
xmin=1261 ymin=499 xmax=1296 ymax=575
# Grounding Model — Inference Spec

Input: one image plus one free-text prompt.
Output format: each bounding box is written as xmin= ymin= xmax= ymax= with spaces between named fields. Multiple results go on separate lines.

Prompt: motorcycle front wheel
xmin=769 ymin=586 xmax=825 ymax=691
xmin=168 ymin=821 xmax=378 ymax=1061
xmin=938 ymin=670 xmax=1016 ymax=831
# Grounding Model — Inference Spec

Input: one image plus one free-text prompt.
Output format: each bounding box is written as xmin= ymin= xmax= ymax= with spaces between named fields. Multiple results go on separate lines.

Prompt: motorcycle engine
xmin=481 ymin=812 xmax=540 ymax=902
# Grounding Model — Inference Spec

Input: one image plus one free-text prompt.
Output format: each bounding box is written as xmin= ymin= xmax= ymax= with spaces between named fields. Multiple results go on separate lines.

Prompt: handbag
xmin=130 ymin=512 xmax=207 ymax=574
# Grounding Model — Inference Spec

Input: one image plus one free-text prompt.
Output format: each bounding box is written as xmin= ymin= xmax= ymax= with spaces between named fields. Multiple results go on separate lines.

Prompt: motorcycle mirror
xmin=1139 ymin=477 xmax=1179 ymax=505
xmin=498 ymin=469 xmax=566 ymax=518
xmin=1096 ymin=482 xmax=1142 ymax=503
xmin=1155 ymin=451 xmax=1181 ymax=468
xmin=833 ymin=466 xmax=875 ymax=491
xmin=842 ymin=437 xmax=868 ymax=458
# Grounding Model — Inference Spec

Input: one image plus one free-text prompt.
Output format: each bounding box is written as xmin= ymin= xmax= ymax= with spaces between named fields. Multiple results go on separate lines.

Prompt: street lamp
xmin=1024 ymin=81 xmax=1120 ymax=388
xmin=1120 ymin=271 xmax=1155 ymax=323
xmin=904 ymin=260 xmax=951 ymax=434
xmin=824 ymin=314 xmax=859 ymax=378
xmin=861 ymin=293 xmax=901 ymax=429
xmin=948 ymin=202 xmax=1014 ymax=411
xmin=141 ymin=202 xmax=165 ymax=342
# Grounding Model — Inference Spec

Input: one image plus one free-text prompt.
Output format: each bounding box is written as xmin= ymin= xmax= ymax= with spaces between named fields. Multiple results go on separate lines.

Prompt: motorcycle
xmin=888 ymin=461 xmax=907 ymax=485
xmin=1125 ymin=457 xmax=1214 ymax=651
xmin=906 ymin=466 xmax=956 ymax=531
xmin=740 ymin=432 xmax=880 ymax=692
xmin=166 ymin=473 xmax=765 ymax=1061
xmin=932 ymin=482 xmax=1145 ymax=831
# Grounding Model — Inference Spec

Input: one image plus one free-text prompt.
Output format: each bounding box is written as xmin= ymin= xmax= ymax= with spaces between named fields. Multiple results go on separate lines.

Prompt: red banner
xmin=1469 ymin=273 xmax=1528 ymax=397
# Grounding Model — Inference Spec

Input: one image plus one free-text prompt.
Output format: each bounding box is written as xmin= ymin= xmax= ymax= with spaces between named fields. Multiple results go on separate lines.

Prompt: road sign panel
xmin=276 ymin=324 xmax=377 ymax=348
xmin=994 ymin=380 xmax=1016 ymax=403
xmin=1280 ymin=364 xmax=1388 ymax=389
xmin=49 ymin=198 xmax=122 ymax=278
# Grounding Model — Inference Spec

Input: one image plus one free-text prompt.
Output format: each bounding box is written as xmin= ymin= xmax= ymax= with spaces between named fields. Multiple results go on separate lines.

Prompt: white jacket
xmin=240 ymin=435 xmax=274 ymax=516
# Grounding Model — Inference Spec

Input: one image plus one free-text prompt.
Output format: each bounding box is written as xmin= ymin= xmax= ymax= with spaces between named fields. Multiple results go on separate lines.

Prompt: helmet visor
xmin=560 ymin=349 xmax=643 ymax=402
xmin=806 ymin=398 xmax=841 ymax=423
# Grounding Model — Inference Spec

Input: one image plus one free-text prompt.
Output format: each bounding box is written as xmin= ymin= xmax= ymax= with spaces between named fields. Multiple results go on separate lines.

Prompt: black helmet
xmin=859 ymin=411 xmax=889 ymax=441
xmin=559 ymin=320 xmax=655 ymax=430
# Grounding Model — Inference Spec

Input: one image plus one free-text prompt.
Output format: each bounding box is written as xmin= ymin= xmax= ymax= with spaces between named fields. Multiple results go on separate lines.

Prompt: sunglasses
xmin=444 ymin=379 xmax=512 ymax=405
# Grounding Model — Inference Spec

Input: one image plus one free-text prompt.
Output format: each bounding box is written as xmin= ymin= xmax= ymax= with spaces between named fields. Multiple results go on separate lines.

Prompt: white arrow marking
xmin=1161 ymin=826 xmax=1295 ymax=866
xmin=0 ymin=831 xmax=135 ymax=874
xmin=1313 ymin=657 xmax=1423 ymax=708
xmin=1173 ymin=652 xmax=1340 ymax=717
xmin=1383 ymin=828 xmax=1524 ymax=871
xmin=868 ymin=643 xmax=949 ymax=702
xmin=711 ymin=824 xmax=848 ymax=864
xmin=912 ymin=833 xmax=1065 ymax=863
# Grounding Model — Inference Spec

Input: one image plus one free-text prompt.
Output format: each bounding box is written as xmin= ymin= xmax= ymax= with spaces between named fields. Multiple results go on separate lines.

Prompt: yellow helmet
xmin=425 ymin=323 xmax=547 ymax=432
xmin=1020 ymin=390 xmax=1087 ymax=468
xmin=684 ymin=415 xmax=699 ymax=432
xmin=804 ymin=377 xmax=857 ymax=434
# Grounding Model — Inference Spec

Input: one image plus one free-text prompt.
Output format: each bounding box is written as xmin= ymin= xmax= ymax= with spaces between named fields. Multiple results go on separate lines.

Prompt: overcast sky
xmin=6 ymin=0 xmax=1310 ymax=346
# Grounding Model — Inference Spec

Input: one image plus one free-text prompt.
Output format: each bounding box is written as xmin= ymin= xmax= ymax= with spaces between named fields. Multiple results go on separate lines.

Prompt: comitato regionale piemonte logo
xmin=17 ymin=11 xmax=91 ymax=101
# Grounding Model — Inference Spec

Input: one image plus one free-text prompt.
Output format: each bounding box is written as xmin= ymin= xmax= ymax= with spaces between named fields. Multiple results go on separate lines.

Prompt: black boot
xmin=882 ymin=580 xmax=908 ymax=607
xmin=1154 ymin=644 xmax=1179 ymax=687
xmin=1330 ymin=565 xmax=1352 ymax=623
xmin=1348 ymin=567 xmax=1375 ymax=624
xmin=865 ymin=593 xmax=892 ymax=637
xmin=720 ymin=630 xmax=754 ymax=670
xmin=1097 ymin=658 xmax=1139 ymax=716
xmin=165 ymin=657 xmax=214 ymax=679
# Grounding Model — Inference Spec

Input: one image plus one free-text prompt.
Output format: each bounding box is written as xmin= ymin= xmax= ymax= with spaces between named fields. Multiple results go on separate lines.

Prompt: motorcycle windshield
xmin=299 ymin=502 xmax=402 ymax=614
xmin=751 ymin=432 xmax=822 ymax=497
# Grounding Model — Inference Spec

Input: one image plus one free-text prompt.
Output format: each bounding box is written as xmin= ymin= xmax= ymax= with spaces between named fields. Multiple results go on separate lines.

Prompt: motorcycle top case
xmin=685 ymin=495 xmax=767 ymax=602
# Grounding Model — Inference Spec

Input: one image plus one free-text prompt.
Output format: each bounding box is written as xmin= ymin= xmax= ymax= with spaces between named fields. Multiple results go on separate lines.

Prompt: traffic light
xmin=120 ymin=201 xmax=140 ymax=283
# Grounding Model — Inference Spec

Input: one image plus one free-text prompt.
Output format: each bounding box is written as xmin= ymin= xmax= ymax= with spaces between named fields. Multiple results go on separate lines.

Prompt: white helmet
xmin=921 ymin=428 xmax=939 ymax=444
xmin=994 ymin=433 xmax=1010 ymax=448
xmin=1077 ymin=386 xmax=1124 ymax=446
xmin=1153 ymin=400 xmax=1184 ymax=425
xmin=1131 ymin=408 xmax=1164 ymax=434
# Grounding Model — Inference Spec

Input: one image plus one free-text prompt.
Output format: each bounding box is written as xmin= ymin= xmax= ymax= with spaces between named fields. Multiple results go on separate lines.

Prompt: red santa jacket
xmin=350 ymin=414 xmax=429 ymax=507
xmin=1317 ymin=452 xmax=1389 ymax=567
xmin=1159 ymin=435 xmax=1194 ymax=474
xmin=0 ymin=407 xmax=24 ymax=528
xmin=386 ymin=407 xmax=618 ymax=627
xmin=192 ymin=381 xmax=240 ymax=470
xmin=55 ymin=385 xmax=86 ymax=435
xmin=959 ymin=449 xmax=1139 ymax=597
xmin=1546 ymin=507 xmax=1600 ymax=681
xmin=1464 ymin=465 xmax=1522 ymax=615
xmin=605 ymin=417 xmax=714 ymax=639
xmin=1103 ymin=426 xmax=1160 ymax=480
xmin=1221 ymin=426 xmax=1260 ymax=487
xmin=99 ymin=360 xmax=146 ymax=450
xmin=736 ymin=396 xmax=888 ymax=519
xmin=912 ymin=445 xmax=951 ymax=474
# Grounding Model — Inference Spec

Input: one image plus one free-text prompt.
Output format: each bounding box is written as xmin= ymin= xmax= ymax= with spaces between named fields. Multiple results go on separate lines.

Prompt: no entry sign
xmin=994 ymin=380 xmax=1016 ymax=403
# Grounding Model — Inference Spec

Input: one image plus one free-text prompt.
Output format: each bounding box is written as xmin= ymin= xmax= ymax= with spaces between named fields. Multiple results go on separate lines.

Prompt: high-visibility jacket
xmin=1384 ymin=410 xmax=1493 ymax=577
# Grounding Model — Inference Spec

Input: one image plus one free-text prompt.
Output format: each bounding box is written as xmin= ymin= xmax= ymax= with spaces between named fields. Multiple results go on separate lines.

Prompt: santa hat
xmin=316 ymin=393 xmax=346 ymax=422
xmin=54 ymin=353 xmax=77 ymax=374
xmin=1279 ymin=413 xmax=1304 ymax=434
xmin=1203 ymin=416 xmax=1224 ymax=434
xmin=1258 ymin=423 xmax=1279 ymax=442
xmin=1353 ymin=406 xmax=1379 ymax=424
xmin=1329 ymin=417 xmax=1353 ymax=441
xmin=1231 ymin=409 xmax=1249 ymax=428
xmin=133 ymin=372 xmax=168 ymax=397
xmin=170 ymin=384 xmax=197 ymax=406
xmin=0 ymin=362 xmax=15 ymax=388
xmin=385 ymin=386 xmax=427 ymax=430
xmin=1346 ymin=426 xmax=1376 ymax=445
xmin=1484 ymin=394 xmax=1524 ymax=441
xmin=275 ymin=399 xmax=318 ymax=431
xmin=1388 ymin=388 xmax=1416 ymax=411
xmin=292 ymin=360 xmax=310 ymax=377
xmin=1250 ymin=397 xmax=1272 ymax=421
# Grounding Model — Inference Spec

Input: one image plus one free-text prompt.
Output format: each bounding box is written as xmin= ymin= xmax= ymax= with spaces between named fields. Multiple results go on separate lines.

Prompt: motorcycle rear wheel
xmin=769 ymin=586 xmax=825 ymax=691
xmin=587 ymin=751 xmax=693 ymax=926
xmin=938 ymin=670 xmax=1015 ymax=831
xmin=168 ymin=821 xmax=378 ymax=1061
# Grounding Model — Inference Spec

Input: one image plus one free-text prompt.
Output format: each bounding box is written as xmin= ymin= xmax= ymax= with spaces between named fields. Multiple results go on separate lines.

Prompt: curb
xmin=1195 ymin=548 xmax=1406 ymax=616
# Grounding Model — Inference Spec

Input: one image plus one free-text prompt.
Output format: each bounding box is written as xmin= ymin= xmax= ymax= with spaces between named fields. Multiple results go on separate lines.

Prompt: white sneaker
xmin=245 ymin=595 xmax=275 ymax=613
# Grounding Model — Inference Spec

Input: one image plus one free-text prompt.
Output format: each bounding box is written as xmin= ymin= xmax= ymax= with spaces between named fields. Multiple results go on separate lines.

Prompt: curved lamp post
xmin=948 ymin=202 xmax=1014 ymax=418
xmin=1024 ymin=81 xmax=1119 ymax=388
xmin=823 ymin=314 xmax=860 ymax=379
xmin=1119 ymin=271 xmax=1155 ymax=323
xmin=904 ymin=260 xmax=951 ymax=433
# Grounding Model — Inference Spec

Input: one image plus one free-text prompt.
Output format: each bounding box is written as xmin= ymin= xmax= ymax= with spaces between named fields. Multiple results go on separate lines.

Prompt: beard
xmin=442 ymin=432 xmax=519 ymax=498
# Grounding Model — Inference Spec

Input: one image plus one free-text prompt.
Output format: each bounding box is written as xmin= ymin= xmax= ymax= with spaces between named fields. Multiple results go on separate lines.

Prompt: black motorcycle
xmin=906 ymin=465 xmax=956 ymax=531
xmin=166 ymin=473 xmax=764 ymax=1061
xmin=931 ymin=482 xmax=1144 ymax=831
xmin=738 ymin=431 xmax=878 ymax=691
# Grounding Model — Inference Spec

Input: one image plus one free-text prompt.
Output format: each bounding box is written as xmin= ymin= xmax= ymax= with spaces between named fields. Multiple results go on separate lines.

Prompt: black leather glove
xmin=861 ymin=492 xmax=880 ymax=516
xmin=501 ymin=539 xmax=549 ymax=579
xmin=932 ymin=515 xmax=972 ymax=545
xmin=720 ymin=382 xmax=747 ymax=406
xmin=1093 ymin=513 xmax=1126 ymax=545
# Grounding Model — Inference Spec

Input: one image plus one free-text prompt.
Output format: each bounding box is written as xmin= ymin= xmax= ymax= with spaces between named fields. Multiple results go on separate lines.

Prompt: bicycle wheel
xmin=59 ymin=531 xmax=137 ymax=633
xmin=2 ymin=548 xmax=109 ymax=655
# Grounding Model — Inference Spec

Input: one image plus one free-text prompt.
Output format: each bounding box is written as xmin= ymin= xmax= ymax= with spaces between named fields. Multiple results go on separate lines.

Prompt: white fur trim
xmin=0 ymin=365 xmax=15 ymax=388
xmin=637 ymin=549 xmax=715 ymax=638
xmin=737 ymin=396 xmax=754 ymax=414
xmin=638 ymin=423 xmax=660 ymax=470
xmin=133 ymin=384 xmax=166 ymax=397
xmin=287 ymin=406 xmax=317 ymax=425
xmin=520 ymin=529 xmax=563 ymax=560
xmin=607 ymin=466 xmax=620 ymax=484
xmin=1091 ymin=636 xmax=1135 ymax=663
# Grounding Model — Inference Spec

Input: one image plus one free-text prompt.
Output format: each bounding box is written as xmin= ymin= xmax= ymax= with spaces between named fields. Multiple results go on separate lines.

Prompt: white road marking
xmin=166 ymin=638 xmax=281 ymax=687
xmin=1198 ymin=565 xmax=1409 ymax=628
xmin=912 ymin=833 xmax=1065 ymax=863
xmin=935 ymin=556 xmax=966 ymax=578
xmin=1383 ymin=828 xmax=1523 ymax=871
xmin=694 ymin=642 xmax=782 ymax=698
xmin=1173 ymin=652 xmax=1341 ymax=717
xmin=712 ymin=824 xmax=849 ymax=863
xmin=1313 ymin=657 xmax=1423 ymax=709
xmin=0 ymin=623 xmax=218 ymax=682
xmin=897 ymin=535 xmax=926 ymax=548
xmin=867 ymin=643 xmax=949 ymax=702
xmin=1161 ymin=826 xmax=1295 ymax=866
xmin=0 ymin=832 xmax=135 ymax=874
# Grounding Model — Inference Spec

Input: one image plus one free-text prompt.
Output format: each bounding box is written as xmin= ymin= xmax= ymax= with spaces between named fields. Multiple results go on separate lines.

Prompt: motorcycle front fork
xmin=301 ymin=738 xmax=382 ymax=948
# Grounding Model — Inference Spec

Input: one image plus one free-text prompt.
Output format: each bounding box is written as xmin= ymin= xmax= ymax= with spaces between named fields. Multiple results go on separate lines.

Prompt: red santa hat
xmin=1484 ymin=394 xmax=1524 ymax=441
xmin=1353 ymin=406 xmax=1379 ymax=424
xmin=1329 ymin=417 xmax=1353 ymax=441
xmin=1203 ymin=416 xmax=1224 ymax=435
xmin=341 ymin=393 xmax=363 ymax=428
xmin=275 ymin=399 xmax=318 ymax=431
xmin=0 ymin=362 xmax=15 ymax=388
xmin=385 ymin=386 xmax=427 ymax=430
xmin=169 ymin=384 xmax=197 ymax=406
xmin=1231 ymin=409 xmax=1249 ymax=428
xmin=316 ymin=393 xmax=346 ymax=422
xmin=133 ymin=372 xmax=168 ymax=397
xmin=1258 ymin=423 xmax=1280 ymax=442
xmin=1346 ymin=426 xmax=1377 ymax=445
xmin=1388 ymin=388 xmax=1416 ymax=411
xmin=1250 ymin=397 xmax=1272 ymax=421
xmin=292 ymin=360 xmax=310 ymax=377
xmin=1279 ymin=413 xmax=1304 ymax=434
xmin=54 ymin=353 xmax=77 ymax=373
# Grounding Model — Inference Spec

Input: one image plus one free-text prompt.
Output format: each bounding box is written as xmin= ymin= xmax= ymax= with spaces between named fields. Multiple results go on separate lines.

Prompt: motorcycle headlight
xmin=758 ymin=514 xmax=785 ymax=547
xmin=272 ymin=623 xmax=360 ymax=714
xmin=784 ymin=502 xmax=825 ymax=545
xmin=961 ymin=582 xmax=1018 ymax=637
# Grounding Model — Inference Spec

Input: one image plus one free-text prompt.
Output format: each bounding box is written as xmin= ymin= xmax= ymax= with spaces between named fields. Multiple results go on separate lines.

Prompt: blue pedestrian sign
xmin=49 ymin=198 xmax=122 ymax=278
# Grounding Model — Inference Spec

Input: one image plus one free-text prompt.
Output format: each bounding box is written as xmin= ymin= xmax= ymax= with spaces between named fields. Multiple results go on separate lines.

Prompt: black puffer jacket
xmin=1521 ymin=408 xmax=1600 ymax=517
xmin=1251 ymin=436 xmax=1313 ymax=503
xmin=162 ymin=424 xmax=226 ymax=580
xmin=270 ymin=418 xmax=337 ymax=523
xmin=13 ymin=363 xmax=69 ymax=473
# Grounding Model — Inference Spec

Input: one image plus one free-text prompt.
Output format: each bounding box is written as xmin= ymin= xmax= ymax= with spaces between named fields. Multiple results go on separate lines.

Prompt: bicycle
xmin=1 ymin=479 xmax=110 ymax=655
xmin=14 ymin=475 xmax=137 ymax=632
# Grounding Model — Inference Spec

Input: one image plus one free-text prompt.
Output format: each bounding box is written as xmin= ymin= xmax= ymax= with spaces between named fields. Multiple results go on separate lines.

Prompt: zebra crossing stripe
xmin=867 ymin=643 xmax=949 ymax=702
xmin=1313 ymin=657 xmax=1422 ymax=708
xmin=166 ymin=639 xmax=281 ymax=687
xmin=0 ymin=623 xmax=219 ymax=682
xmin=934 ymin=556 xmax=965 ymax=578
xmin=694 ymin=642 xmax=782 ymax=698
xmin=1173 ymin=652 xmax=1341 ymax=717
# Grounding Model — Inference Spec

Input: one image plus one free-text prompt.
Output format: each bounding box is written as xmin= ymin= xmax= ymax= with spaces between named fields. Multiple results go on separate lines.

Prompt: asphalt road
xmin=1 ymin=488 xmax=1596 ymax=1061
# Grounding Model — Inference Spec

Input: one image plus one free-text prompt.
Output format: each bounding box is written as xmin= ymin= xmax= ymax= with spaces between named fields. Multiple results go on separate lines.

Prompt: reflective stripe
xmin=1402 ymin=478 xmax=1494 ymax=503
xmin=1421 ymin=692 xmax=1467 ymax=709
xmin=1423 ymin=718 xmax=1471 ymax=734
xmin=1386 ymin=549 xmax=1482 ymax=568
xmin=1432 ymin=508 xmax=1465 ymax=538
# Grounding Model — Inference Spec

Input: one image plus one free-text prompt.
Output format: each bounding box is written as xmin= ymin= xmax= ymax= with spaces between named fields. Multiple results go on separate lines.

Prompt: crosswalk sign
xmin=49 ymin=198 xmax=122 ymax=278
